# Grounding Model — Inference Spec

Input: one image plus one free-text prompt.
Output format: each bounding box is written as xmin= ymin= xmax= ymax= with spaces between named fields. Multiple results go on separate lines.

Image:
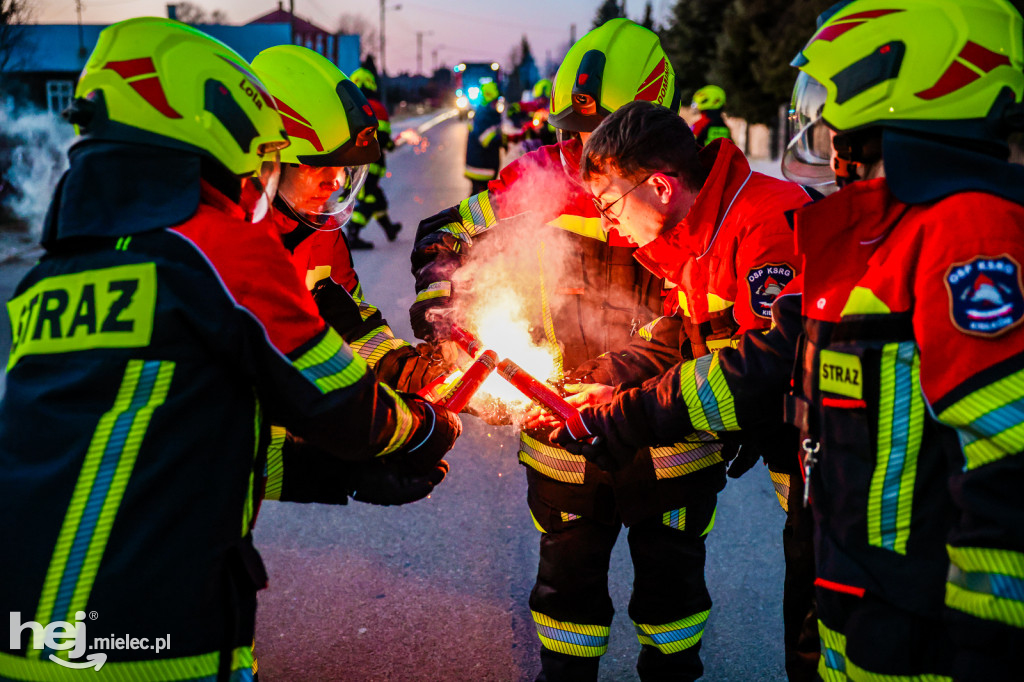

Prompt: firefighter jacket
xmin=0 ymin=146 xmax=423 ymax=679
xmin=464 ymin=101 xmax=503 ymax=182
xmin=581 ymin=175 xmax=1024 ymax=677
xmin=411 ymin=141 xmax=714 ymax=524
xmin=361 ymin=95 xmax=393 ymax=197
xmin=691 ymin=110 xmax=731 ymax=148
xmin=273 ymin=207 xmax=438 ymax=395
xmin=582 ymin=140 xmax=810 ymax=504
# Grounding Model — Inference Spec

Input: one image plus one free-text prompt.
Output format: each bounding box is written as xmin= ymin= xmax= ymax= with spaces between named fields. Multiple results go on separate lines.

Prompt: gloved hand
xmin=347 ymin=457 xmax=449 ymax=506
xmin=410 ymin=239 xmax=462 ymax=341
xmin=549 ymin=404 xmax=643 ymax=473
xmin=385 ymin=393 xmax=462 ymax=477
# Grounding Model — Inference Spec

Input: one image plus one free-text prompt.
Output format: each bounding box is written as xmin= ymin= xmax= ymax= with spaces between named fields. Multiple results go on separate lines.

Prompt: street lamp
xmin=378 ymin=1 xmax=402 ymax=79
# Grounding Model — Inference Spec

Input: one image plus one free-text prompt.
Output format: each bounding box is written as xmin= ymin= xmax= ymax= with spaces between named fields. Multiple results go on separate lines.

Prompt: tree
xmin=337 ymin=12 xmax=378 ymax=62
xmin=639 ymin=1 xmax=655 ymax=30
xmin=0 ymin=0 xmax=34 ymax=73
xmin=592 ymin=0 xmax=625 ymax=29
xmin=659 ymin=0 xmax=728 ymax=107
xmin=709 ymin=0 xmax=833 ymax=125
xmin=173 ymin=2 xmax=227 ymax=25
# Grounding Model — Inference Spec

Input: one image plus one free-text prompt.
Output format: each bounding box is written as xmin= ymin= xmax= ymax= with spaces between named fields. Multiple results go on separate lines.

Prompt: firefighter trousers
xmin=527 ymin=487 xmax=717 ymax=682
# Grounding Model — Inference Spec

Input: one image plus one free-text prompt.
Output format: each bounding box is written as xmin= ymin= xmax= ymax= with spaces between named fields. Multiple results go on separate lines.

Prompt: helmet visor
xmin=247 ymin=152 xmax=281 ymax=223
xmin=781 ymin=72 xmax=836 ymax=187
xmin=555 ymin=129 xmax=585 ymax=186
xmin=278 ymin=163 xmax=369 ymax=230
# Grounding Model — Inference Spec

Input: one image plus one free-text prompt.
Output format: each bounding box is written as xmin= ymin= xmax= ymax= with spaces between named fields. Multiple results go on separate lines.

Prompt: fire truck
xmin=454 ymin=61 xmax=501 ymax=120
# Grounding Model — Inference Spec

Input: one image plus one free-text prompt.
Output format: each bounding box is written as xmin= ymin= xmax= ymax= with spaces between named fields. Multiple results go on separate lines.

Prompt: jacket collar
xmin=633 ymin=139 xmax=753 ymax=281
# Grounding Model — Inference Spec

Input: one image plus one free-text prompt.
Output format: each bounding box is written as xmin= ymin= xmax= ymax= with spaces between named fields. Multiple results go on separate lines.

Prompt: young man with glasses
xmin=530 ymin=99 xmax=820 ymax=680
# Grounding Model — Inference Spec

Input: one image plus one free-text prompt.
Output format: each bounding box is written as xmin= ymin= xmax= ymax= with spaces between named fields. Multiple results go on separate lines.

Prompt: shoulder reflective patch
xmin=7 ymin=263 xmax=157 ymax=370
xmin=747 ymin=263 xmax=795 ymax=319
xmin=819 ymin=349 xmax=863 ymax=399
xmin=946 ymin=255 xmax=1024 ymax=337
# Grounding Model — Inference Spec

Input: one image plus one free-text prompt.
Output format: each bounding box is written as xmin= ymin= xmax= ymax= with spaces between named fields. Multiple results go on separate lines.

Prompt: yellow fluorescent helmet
xmin=692 ymin=85 xmax=726 ymax=111
xmin=550 ymin=18 xmax=680 ymax=133
xmin=350 ymin=67 xmax=378 ymax=93
xmin=533 ymin=78 xmax=552 ymax=99
xmin=68 ymin=17 xmax=289 ymax=177
xmin=480 ymin=79 xmax=500 ymax=104
xmin=793 ymin=0 xmax=1024 ymax=137
xmin=251 ymin=45 xmax=381 ymax=166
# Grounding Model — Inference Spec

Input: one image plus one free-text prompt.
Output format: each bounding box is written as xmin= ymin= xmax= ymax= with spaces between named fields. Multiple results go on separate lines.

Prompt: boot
xmin=379 ymin=214 xmax=402 ymax=242
xmin=346 ymin=227 xmax=374 ymax=250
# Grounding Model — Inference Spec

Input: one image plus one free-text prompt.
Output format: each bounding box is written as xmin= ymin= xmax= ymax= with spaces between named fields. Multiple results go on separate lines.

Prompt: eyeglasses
xmin=591 ymin=174 xmax=651 ymax=220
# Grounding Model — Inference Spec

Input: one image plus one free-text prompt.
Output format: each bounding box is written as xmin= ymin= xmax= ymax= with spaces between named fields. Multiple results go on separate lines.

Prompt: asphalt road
xmin=0 ymin=113 xmax=788 ymax=681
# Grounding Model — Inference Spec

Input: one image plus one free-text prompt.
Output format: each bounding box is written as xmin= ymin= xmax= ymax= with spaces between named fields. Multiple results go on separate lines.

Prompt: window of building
xmin=46 ymin=80 xmax=74 ymax=115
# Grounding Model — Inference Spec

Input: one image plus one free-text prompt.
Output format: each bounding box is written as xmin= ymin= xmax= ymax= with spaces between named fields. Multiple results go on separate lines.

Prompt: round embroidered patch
xmin=945 ymin=254 xmax=1024 ymax=337
xmin=747 ymin=263 xmax=795 ymax=319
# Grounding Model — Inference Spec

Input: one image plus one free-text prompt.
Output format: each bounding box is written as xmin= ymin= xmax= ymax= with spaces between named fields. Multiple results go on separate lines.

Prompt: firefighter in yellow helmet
xmin=464 ymin=77 xmax=505 ymax=194
xmin=0 ymin=19 xmax=458 ymax=680
xmin=251 ymin=44 xmax=448 ymax=443
xmin=551 ymin=0 xmax=1024 ymax=679
xmin=690 ymin=85 xmax=732 ymax=146
xmin=410 ymin=19 xmax=728 ymax=682
xmin=346 ymin=66 xmax=402 ymax=249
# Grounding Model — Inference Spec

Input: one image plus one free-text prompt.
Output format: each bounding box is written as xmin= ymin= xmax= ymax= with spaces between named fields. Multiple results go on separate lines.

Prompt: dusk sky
xmin=33 ymin=0 xmax=675 ymax=76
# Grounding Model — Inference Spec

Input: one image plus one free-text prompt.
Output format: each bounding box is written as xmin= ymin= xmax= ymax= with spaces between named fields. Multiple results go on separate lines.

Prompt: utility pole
xmin=569 ymin=24 xmax=576 ymax=46
xmin=289 ymin=0 xmax=295 ymax=45
xmin=415 ymin=30 xmax=433 ymax=75
xmin=76 ymin=0 xmax=85 ymax=58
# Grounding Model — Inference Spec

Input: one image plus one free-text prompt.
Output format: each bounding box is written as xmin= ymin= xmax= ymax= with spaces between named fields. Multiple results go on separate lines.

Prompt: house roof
xmin=4 ymin=22 xmax=293 ymax=74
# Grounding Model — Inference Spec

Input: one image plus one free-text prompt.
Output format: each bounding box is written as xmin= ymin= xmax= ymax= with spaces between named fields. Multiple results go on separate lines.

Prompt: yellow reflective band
xmin=706 ymin=337 xmax=741 ymax=351
xmin=868 ymin=342 xmax=922 ymax=555
xmin=350 ymin=325 xmax=409 ymax=368
xmin=946 ymin=544 xmax=1024 ymax=628
xmin=706 ymin=293 xmax=733 ymax=313
xmin=7 ymin=264 xmax=157 ymax=371
xmin=678 ymin=291 xmax=689 ymax=316
xmin=678 ymin=353 xmax=739 ymax=432
xmin=376 ymin=384 xmax=416 ymax=456
xmin=264 ymin=425 xmax=287 ymax=501
xmin=532 ymin=611 xmax=609 ymax=657
xmin=0 ymin=645 xmax=253 ymax=682
xmin=702 ymin=506 xmax=717 ymax=537
xmin=33 ymin=360 xmax=174 ymax=647
xmin=464 ymin=166 xmax=497 ymax=181
xmin=530 ymin=510 xmax=548 ymax=534
xmin=519 ymin=432 xmax=585 ymax=484
xmin=537 ymin=242 xmax=564 ymax=373
xmin=368 ymin=162 xmax=385 ymax=177
xmin=378 ymin=119 xmax=391 ymax=135
xmin=817 ymin=620 xmax=952 ymax=682
xmin=356 ymin=299 xmax=379 ymax=323
xmin=634 ymin=609 xmax=709 ymax=654
xmin=819 ymin=349 xmax=863 ymax=400
xmin=939 ymin=366 xmax=1024 ymax=470
xmin=243 ymin=395 xmax=261 ymax=534
xmin=662 ymin=507 xmax=686 ymax=530
xmin=415 ymin=281 xmax=451 ymax=302
xmin=770 ymin=470 xmax=790 ymax=512
xmin=305 ymin=264 xmax=332 ymax=291
xmin=841 ymin=286 xmax=891 ymax=316
xmin=292 ymin=328 xmax=368 ymax=393
xmin=650 ymin=437 xmax=725 ymax=479
xmin=545 ymin=214 xmax=607 ymax=241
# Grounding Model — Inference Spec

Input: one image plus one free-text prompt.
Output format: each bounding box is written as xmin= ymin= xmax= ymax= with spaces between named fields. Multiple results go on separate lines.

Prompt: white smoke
xmin=0 ymin=100 xmax=73 ymax=237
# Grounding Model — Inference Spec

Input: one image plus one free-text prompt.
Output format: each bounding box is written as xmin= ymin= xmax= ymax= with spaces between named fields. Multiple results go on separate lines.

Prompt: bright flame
xmin=464 ymin=290 xmax=559 ymax=413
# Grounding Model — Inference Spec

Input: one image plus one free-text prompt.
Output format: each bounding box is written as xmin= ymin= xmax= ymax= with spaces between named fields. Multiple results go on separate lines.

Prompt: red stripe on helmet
xmin=272 ymin=96 xmax=313 ymax=126
xmin=129 ymin=76 xmax=182 ymax=119
xmin=915 ymin=60 xmax=978 ymax=100
xmin=281 ymin=117 xmax=324 ymax=152
xmin=104 ymin=57 xmax=157 ymax=79
xmin=635 ymin=58 xmax=666 ymax=102
xmin=960 ymin=40 xmax=1012 ymax=73
xmin=812 ymin=9 xmax=903 ymax=43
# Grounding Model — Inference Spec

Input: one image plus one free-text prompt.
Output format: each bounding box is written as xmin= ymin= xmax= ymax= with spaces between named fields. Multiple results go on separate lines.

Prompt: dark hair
xmin=581 ymin=100 xmax=706 ymax=191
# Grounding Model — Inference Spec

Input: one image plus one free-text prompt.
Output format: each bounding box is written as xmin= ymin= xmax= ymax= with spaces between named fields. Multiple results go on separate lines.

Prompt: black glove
xmin=385 ymin=393 xmax=462 ymax=477
xmin=347 ymin=457 xmax=449 ymax=506
xmin=549 ymin=404 xmax=643 ymax=472
xmin=374 ymin=344 xmax=447 ymax=394
xmin=410 ymin=240 xmax=462 ymax=341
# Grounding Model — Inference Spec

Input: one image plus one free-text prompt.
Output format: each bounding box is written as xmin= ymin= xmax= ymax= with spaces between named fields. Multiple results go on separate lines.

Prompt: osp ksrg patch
xmin=747 ymin=263 xmax=795 ymax=319
xmin=945 ymin=254 xmax=1024 ymax=337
